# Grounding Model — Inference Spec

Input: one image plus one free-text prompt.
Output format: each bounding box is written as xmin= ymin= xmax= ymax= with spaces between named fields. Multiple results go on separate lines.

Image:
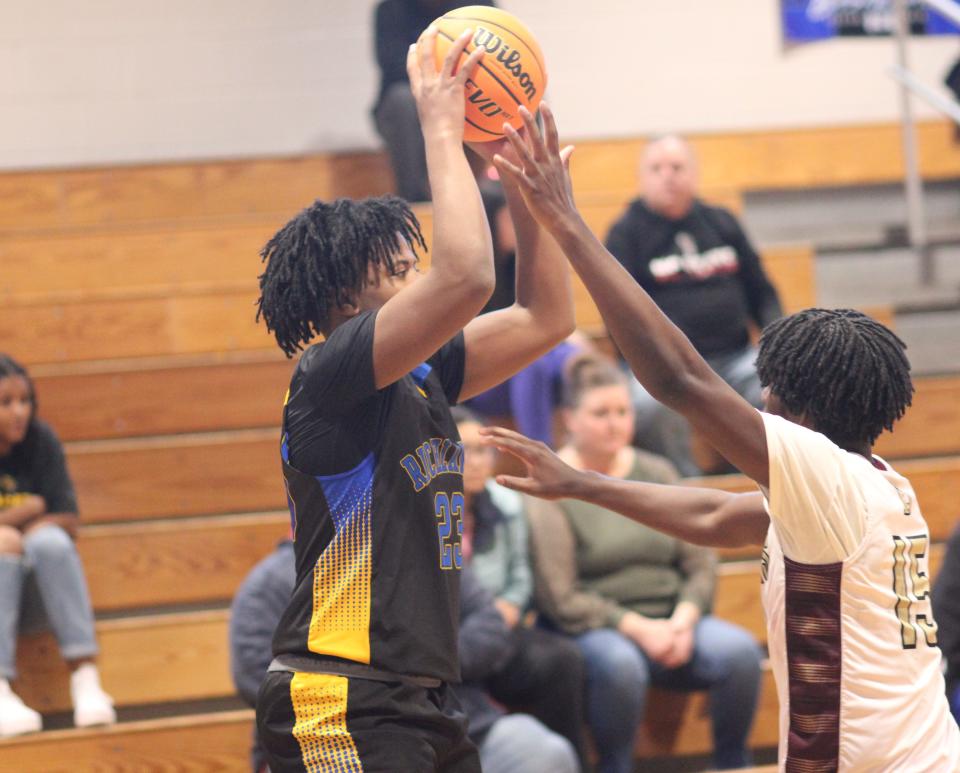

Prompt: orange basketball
xmin=432 ymin=6 xmax=547 ymax=142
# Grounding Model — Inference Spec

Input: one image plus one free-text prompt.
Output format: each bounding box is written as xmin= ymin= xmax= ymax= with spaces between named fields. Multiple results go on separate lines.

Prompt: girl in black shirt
xmin=0 ymin=354 xmax=115 ymax=738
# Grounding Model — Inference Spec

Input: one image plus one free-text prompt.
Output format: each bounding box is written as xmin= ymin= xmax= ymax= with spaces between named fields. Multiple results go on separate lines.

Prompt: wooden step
xmin=0 ymin=153 xmax=390 ymax=236
xmin=636 ymin=662 xmax=778 ymax=759
xmin=68 ymin=429 xmax=285 ymax=523
xmin=34 ymin=352 xmax=290 ymax=441
xmin=15 ymin=610 xmax=232 ymax=713
xmin=81 ymin=512 xmax=288 ymax=612
xmin=0 ymin=222 xmax=273 ymax=303
xmin=875 ymin=375 xmax=960 ymax=460
xmin=569 ymin=120 xmax=960 ymax=200
xmin=0 ymin=680 xmax=780 ymax=770
xmin=5 ymin=120 xmax=959 ymax=239
xmin=1 ymin=287 xmax=276 ymax=366
xmin=0 ymin=710 xmax=254 ymax=772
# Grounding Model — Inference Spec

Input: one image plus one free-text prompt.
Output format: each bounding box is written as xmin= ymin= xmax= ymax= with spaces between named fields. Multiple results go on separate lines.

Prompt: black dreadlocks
xmin=756 ymin=308 xmax=913 ymax=449
xmin=256 ymin=196 xmax=426 ymax=356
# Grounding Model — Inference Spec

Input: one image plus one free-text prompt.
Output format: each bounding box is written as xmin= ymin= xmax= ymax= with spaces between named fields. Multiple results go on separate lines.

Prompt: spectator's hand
xmin=494 ymin=598 xmax=521 ymax=629
xmin=660 ymin=619 xmax=695 ymax=669
xmin=22 ymin=513 xmax=78 ymax=540
xmin=491 ymin=103 xmax=576 ymax=231
xmin=407 ymin=26 xmax=485 ymax=143
xmin=480 ymin=426 xmax=584 ymax=500
xmin=620 ymin=612 xmax=675 ymax=665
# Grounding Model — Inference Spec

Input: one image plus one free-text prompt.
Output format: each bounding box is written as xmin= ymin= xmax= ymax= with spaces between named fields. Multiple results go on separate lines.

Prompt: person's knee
xmin=0 ymin=525 xmax=24 ymax=555
xmin=536 ymin=732 xmax=579 ymax=773
xmin=701 ymin=621 xmax=762 ymax=681
xmin=22 ymin=523 xmax=74 ymax=560
xmin=581 ymin=631 xmax=648 ymax=691
xmin=488 ymin=715 xmax=578 ymax=773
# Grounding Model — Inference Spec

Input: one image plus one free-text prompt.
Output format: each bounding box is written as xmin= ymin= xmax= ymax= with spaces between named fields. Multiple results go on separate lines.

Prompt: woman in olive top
xmin=524 ymin=354 xmax=761 ymax=773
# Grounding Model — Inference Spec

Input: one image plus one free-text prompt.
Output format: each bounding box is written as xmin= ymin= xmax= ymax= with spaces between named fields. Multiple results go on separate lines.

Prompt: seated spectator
xmin=371 ymin=0 xmax=495 ymax=201
xmin=453 ymin=407 xmax=588 ymax=764
xmin=605 ymin=135 xmax=783 ymax=475
xmin=932 ymin=523 xmax=960 ymax=722
xmin=230 ymin=541 xmax=579 ymax=773
xmin=524 ymin=354 xmax=761 ymax=772
xmin=0 ymin=354 xmax=115 ymax=738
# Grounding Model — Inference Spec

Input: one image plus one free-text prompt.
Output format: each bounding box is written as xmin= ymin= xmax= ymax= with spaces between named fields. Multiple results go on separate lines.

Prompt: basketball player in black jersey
xmin=254 ymin=27 xmax=575 ymax=773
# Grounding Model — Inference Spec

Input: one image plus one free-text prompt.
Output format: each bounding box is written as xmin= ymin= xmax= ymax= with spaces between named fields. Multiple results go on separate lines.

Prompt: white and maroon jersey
xmin=759 ymin=413 xmax=960 ymax=772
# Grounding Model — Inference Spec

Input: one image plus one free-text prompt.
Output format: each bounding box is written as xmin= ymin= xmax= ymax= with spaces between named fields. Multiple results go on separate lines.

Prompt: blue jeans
xmin=0 ymin=525 xmax=99 ymax=679
xmin=627 ymin=346 xmax=763 ymax=476
xmin=577 ymin=617 xmax=761 ymax=773
xmin=479 ymin=713 xmax=580 ymax=773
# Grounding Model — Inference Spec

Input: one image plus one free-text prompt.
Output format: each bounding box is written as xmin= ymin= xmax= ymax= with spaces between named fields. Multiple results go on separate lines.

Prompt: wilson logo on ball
xmin=431 ymin=5 xmax=547 ymax=142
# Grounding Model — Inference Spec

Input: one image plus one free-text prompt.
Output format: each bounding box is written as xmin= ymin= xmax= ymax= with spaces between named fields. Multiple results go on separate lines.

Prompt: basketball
xmin=431 ymin=6 xmax=547 ymax=142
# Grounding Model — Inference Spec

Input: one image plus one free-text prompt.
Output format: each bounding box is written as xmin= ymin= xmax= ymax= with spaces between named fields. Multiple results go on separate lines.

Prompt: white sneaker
xmin=0 ymin=680 xmax=42 ymax=738
xmin=70 ymin=664 xmax=116 ymax=728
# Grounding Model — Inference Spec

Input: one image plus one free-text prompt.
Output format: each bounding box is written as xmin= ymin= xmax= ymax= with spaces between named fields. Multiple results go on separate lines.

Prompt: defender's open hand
xmin=480 ymin=426 xmax=583 ymax=500
xmin=491 ymin=103 xmax=576 ymax=229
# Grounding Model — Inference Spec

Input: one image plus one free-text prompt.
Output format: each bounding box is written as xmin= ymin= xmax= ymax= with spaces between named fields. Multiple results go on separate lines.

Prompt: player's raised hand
xmin=407 ymin=26 xmax=485 ymax=142
xmin=480 ymin=426 xmax=582 ymax=499
xmin=491 ymin=103 xmax=576 ymax=228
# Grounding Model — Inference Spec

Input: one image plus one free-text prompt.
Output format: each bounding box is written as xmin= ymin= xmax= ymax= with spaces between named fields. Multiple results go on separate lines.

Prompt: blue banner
xmin=782 ymin=1 xmax=960 ymax=41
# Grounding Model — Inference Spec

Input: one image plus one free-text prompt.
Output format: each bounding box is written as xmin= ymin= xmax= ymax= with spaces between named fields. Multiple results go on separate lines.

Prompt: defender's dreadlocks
xmin=256 ymin=196 xmax=426 ymax=356
xmin=756 ymin=308 xmax=913 ymax=449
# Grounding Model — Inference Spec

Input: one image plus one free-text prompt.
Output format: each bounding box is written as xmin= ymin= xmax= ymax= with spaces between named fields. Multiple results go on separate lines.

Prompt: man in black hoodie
xmin=605 ymin=136 xmax=782 ymax=475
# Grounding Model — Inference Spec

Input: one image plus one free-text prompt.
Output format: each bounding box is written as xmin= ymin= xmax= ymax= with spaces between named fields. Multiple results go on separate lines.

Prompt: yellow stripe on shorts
xmin=290 ymin=672 xmax=363 ymax=773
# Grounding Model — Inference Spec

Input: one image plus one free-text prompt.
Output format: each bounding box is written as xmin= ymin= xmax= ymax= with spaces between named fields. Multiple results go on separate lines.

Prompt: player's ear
xmin=337 ymin=297 xmax=360 ymax=318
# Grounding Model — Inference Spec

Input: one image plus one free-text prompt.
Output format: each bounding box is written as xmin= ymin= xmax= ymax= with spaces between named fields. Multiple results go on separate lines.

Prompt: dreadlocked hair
xmin=256 ymin=195 xmax=426 ymax=356
xmin=756 ymin=308 xmax=913 ymax=448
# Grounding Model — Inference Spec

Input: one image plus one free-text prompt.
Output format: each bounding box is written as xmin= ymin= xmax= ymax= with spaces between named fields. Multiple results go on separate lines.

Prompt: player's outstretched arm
xmin=481 ymin=426 xmax=769 ymax=547
xmin=493 ymin=110 xmax=769 ymax=487
xmin=372 ymin=28 xmax=496 ymax=389
xmin=457 ymin=104 xmax=576 ymax=401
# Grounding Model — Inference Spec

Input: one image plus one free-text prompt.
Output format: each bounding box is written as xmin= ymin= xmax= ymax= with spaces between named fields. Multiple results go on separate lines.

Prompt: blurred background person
xmin=0 ymin=354 xmax=115 ymax=738
xmin=524 ymin=354 xmax=762 ymax=772
xmin=371 ymin=0 xmax=495 ymax=201
xmin=605 ymin=136 xmax=782 ymax=475
xmin=453 ymin=406 xmax=588 ymax=765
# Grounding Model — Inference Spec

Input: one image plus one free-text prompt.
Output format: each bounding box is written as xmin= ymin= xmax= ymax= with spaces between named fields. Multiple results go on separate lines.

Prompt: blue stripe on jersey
xmin=281 ymin=432 xmax=291 ymax=464
xmin=410 ymin=363 xmax=432 ymax=388
xmin=315 ymin=453 xmax=376 ymax=531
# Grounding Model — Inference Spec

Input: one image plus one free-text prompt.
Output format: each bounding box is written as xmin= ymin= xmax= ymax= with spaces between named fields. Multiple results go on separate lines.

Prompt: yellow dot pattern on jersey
xmin=291 ymin=672 xmax=364 ymax=772
xmin=307 ymin=481 xmax=373 ymax=664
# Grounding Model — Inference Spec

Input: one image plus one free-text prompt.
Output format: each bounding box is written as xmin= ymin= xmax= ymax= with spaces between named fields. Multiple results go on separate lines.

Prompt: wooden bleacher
xmin=2 ymin=120 xmax=959 ymax=767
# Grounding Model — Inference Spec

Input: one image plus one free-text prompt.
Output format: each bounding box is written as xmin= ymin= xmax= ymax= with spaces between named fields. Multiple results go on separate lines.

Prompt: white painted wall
xmin=1 ymin=1 xmax=957 ymax=169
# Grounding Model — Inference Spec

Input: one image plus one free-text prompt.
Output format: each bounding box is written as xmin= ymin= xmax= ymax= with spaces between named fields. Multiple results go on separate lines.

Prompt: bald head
xmin=640 ymin=135 xmax=698 ymax=220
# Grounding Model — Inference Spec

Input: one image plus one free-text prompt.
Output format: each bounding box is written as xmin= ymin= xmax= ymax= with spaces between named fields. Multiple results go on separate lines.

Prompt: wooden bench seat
xmin=4 ymin=120 xmax=958 ymax=239
xmin=11 ymin=601 xmax=781 ymax=763
xmin=15 ymin=610 xmax=232 ymax=713
xmin=65 ymin=413 xmax=960 ymax=528
xmin=0 ymin=710 xmax=255 ymax=772
xmin=67 ymin=429 xmax=285 ymax=523
xmin=80 ymin=512 xmax=288 ymax=612
xmin=0 ymin=222 xmax=273 ymax=303
xmin=2 ymin=287 xmax=275 ymax=366
xmin=33 ymin=352 xmax=290 ymax=441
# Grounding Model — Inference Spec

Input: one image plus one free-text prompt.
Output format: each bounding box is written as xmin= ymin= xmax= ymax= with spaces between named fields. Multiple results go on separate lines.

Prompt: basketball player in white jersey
xmin=480 ymin=105 xmax=960 ymax=771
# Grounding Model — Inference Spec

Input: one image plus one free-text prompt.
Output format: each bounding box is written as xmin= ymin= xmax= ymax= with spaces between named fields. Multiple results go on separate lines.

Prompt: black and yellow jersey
xmin=271 ymin=309 xmax=466 ymax=683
